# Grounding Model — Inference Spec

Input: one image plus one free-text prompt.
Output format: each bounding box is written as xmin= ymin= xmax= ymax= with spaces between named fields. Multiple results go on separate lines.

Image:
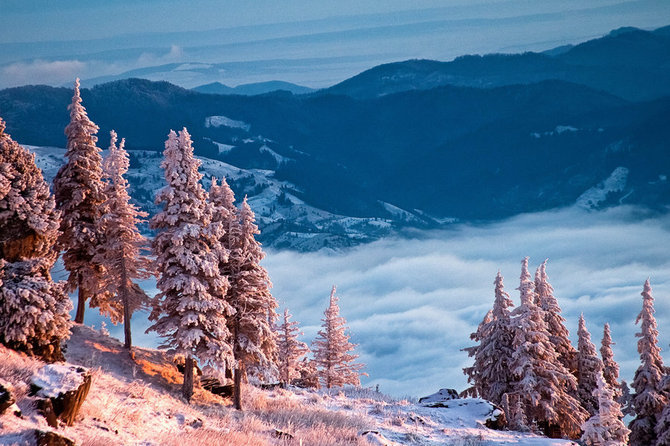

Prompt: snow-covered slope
xmin=27 ymin=145 xmax=430 ymax=251
xmin=0 ymin=327 xmax=577 ymax=445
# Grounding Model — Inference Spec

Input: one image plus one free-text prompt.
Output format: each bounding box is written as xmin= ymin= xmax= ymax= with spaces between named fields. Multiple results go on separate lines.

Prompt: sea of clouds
xmin=77 ymin=205 xmax=670 ymax=398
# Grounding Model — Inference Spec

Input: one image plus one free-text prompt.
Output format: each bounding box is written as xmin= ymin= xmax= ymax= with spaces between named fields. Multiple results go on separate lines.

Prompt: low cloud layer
xmin=79 ymin=205 xmax=670 ymax=398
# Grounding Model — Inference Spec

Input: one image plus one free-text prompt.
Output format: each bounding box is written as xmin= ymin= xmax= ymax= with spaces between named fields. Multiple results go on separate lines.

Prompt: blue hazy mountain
xmin=1 ymin=26 xmax=669 ymax=248
xmin=192 ymin=81 xmax=315 ymax=96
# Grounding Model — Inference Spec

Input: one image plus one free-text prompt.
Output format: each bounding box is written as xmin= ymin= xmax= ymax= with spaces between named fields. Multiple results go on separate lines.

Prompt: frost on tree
xmin=225 ymin=196 xmax=278 ymax=410
xmin=535 ymin=260 xmax=577 ymax=374
xmin=655 ymin=374 xmax=670 ymax=446
xmin=581 ymin=371 xmax=630 ymax=446
xmin=629 ymin=279 xmax=668 ymax=446
xmin=509 ymin=257 xmax=588 ymax=439
xmin=313 ymin=286 xmax=366 ymax=389
xmin=93 ymin=131 xmax=153 ymax=349
xmin=276 ymin=308 xmax=310 ymax=387
xmin=0 ymin=118 xmax=72 ymax=362
xmin=463 ymin=271 xmax=515 ymax=405
xmin=52 ymin=78 xmax=106 ymax=324
xmin=600 ymin=323 xmax=623 ymax=402
xmin=577 ymin=314 xmax=604 ymax=416
xmin=147 ymin=128 xmax=234 ymax=402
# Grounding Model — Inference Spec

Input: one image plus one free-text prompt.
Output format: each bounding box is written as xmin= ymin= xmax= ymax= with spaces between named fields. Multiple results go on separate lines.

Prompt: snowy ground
xmin=0 ymin=326 xmax=577 ymax=445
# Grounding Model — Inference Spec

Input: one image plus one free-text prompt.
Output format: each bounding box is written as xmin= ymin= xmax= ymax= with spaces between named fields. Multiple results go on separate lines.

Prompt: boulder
xmin=418 ymin=388 xmax=459 ymax=404
xmin=418 ymin=393 xmax=508 ymax=431
xmin=0 ymin=378 xmax=16 ymax=415
xmin=34 ymin=430 xmax=75 ymax=446
xmin=201 ymin=376 xmax=233 ymax=398
xmin=31 ymin=364 xmax=91 ymax=426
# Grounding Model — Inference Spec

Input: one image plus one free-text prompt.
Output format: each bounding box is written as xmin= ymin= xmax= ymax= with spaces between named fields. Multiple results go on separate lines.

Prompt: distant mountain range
xmin=192 ymin=81 xmax=314 ymax=96
xmin=1 ymin=25 xmax=669 ymax=249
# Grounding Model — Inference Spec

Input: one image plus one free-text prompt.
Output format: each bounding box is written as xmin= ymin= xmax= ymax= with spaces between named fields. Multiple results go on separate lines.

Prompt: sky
xmin=79 ymin=205 xmax=670 ymax=398
xmin=1 ymin=0 xmax=669 ymax=88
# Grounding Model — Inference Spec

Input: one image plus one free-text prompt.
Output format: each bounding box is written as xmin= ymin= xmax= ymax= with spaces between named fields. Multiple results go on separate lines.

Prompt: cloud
xmin=0 ymin=59 xmax=86 ymax=88
xmin=78 ymin=205 xmax=670 ymax=398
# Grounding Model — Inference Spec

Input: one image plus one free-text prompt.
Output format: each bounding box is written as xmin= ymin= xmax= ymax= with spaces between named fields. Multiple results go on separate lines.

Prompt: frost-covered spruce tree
xmin=535 ymin=260 xmax=577 ymax=374
xmin=225 ymin=196 xmax=278 ymax=410
xmin=577 ymin=314 xmax=603 ymax=416
xmin=93 ymin=131 xmax=153 ymax=349
xmin=509 ymin=257 xmax=588 ymax=439
xmin=53 ymin=78 xmax=106 ymax=324
xmin=276 ymin=308 xmax=310 ymax=387
xmin=629 ymin=279 xmax=668 ymax=446
xmin=462 ymin=309 xmax=492 ymax=398
xmin=147 ymin=128 xmax=234 ymax=402
xmin=0 ymin=118 xmax=72 ymax=362
xmin=463 ymin=271 xmax=515 ymax=405
xmin=581 ymin=371 xmax=630 ymax=446
xmin=656 ymin=374 xmax=670 ymax=446
xmin=313 ymin=286 xmax=366 ymax=389
xmin=600 ymin=323 xmax=623 ymax=401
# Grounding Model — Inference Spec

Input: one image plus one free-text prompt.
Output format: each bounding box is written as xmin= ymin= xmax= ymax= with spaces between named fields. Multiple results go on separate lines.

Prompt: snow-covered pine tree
xmin=462 ymin=309 xmax=492 ymax=398
xmin=509 ymin=257 xmax=588 ymax=439
xmin=93 ymin=131 xmax=153 ymax=349
xmin=620 ymin=380 xmax=635 ymax=417
xmin=656 ymin=374 xmax=670 ymax=446
xmin=0 ymin=118 xmax=72 ymax=362
xmin=581 ymin=371 xmax=630 ymax=446
xmin=313 ymin=286 xmax=366 ymax=389
xmin=147 ymin=128 xmax=234 ymax=402
xmin=53 ymin=78 xmax=106 ymax=324
xmin=276 ymin=308 xmax=310 ymax=387
xmin=577 ymin=314 xmax=603 ymax=416
xmin=535 ymin=260 xmax=577 ymax=374
xmin=225 ymin=196 xmax=278 ymax=410
xmin=463 ymin=271 xmax=515 ymax=405
xmin=629 ymin=279 xmax=668 ymax=446
xmin=601 ymin=323 xmax=623 ymax=401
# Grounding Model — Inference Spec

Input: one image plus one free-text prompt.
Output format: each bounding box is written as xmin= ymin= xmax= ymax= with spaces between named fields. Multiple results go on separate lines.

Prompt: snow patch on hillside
xmin=576 ymin=167 xmax=629 ymax=209
xmin=204 ymin=115 xmax=251 ymax=131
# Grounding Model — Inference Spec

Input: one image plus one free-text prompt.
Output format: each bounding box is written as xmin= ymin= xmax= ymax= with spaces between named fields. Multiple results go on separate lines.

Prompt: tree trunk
xmin=182 ymin=355 xmax=194 ymax=403
xmin=233 ymin=315 xmax=242 ymax=410
xmin=120 ymin=259 xmax=132 ymax=349
xmin=233 ymin=364 xmax=242 ymax=411
xmin=74 ymin=275 xmax=86 ymax=324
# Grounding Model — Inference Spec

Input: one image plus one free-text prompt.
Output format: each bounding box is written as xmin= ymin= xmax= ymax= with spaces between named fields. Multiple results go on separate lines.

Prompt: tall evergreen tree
xmin=313 ymin=286 xmax=366 ymax=389
xmin=53 ymin=78 xmax=106 ymax=324
xmin=225 ymin=196 xmax=278 ymax=410
xmin=581 ymin=371 xmax=630 ymax=446
xmin=655 ymin=374 xmax=670 ymax=446
xmin=600 ymin=323 xmax=623 ymax=401
xmin=147 ymin=128 xmax=234 ymax=402
xmin=509 ymin=257 xmax=588 ymax=439
xmin=577 ymin=313 xmax=603 ymax=416
xmin=276 ymin=308 xmax=310 ymax=387
xmin=0 ymin=118 xmax=72 ymax=362
xmin=93 ymin=131 xmax=153 ymax=349
xmin=463 ymin=271 xmax=515 ymax=405
xmin=535 ymin=260 xmax=577 ymax=374
xmin=629 ymin=279 xmax=668 ymax=446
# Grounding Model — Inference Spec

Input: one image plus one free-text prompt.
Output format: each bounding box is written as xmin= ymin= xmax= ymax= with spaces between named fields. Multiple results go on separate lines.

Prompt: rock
xmin=418 ymin=388 xmax=459 ymax=404
xmin=360 ymin=430 xmax=401 ymax=445
xmin=201 ymin=376 xmax=233 ymax=398
xmin=273 ymin=429 xmax=294 ymax=439
xmin=34 ymin=430 xmax=75 ymax=446
xmin=31 ymin=364 xmax=92 ymax=426
xmin=0 ymin=379 xmax=16 ymax=415
xmin=484 ymin=404 xmax=507 ymax=430
xmin=36 ymin=398 xmax=58 ymax=428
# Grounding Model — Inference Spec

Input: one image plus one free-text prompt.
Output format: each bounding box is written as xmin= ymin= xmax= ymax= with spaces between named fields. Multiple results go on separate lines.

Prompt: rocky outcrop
xmin=418 ymin=388 xmax=459 ymax=404
xmin=0 ymin=378 xmax=17 ymax=415
xmin=34 ymin=430 xmax=75 ymax=446
xmin=31 ymin=364 xmax=91 ymax=426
